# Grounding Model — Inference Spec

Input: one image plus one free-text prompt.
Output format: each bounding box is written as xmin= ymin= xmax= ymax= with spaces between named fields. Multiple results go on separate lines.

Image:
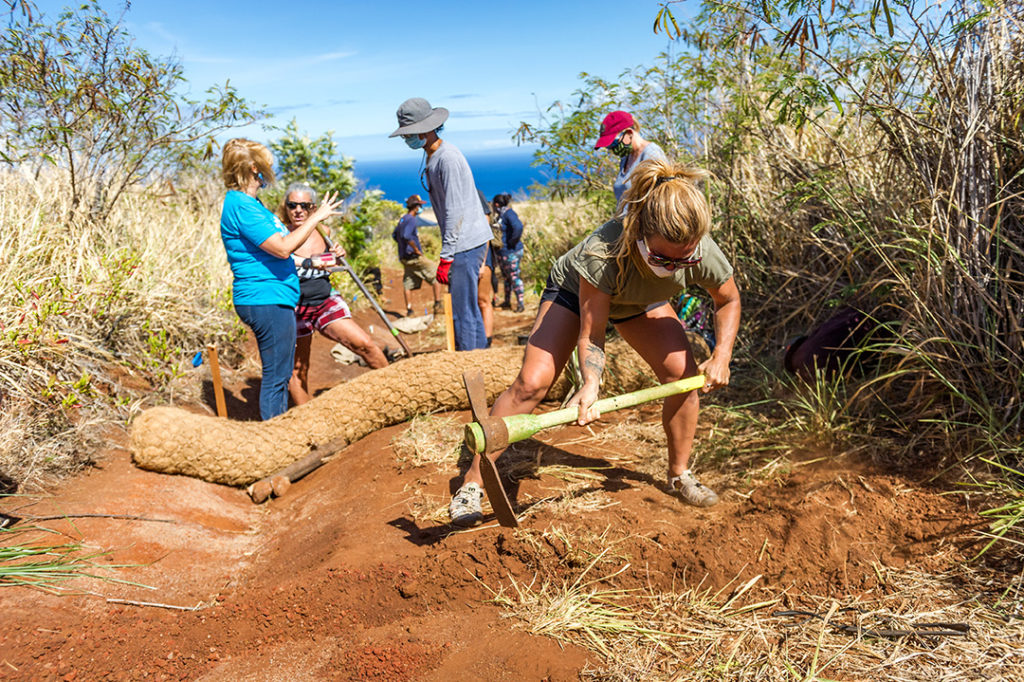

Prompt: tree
xmin=520 ymin=0 xmax=1024 ymax=440
xmin=0 ymin=0 xmax=263 ymax=219
xmin=339 ymin=189 xmax=403 ymax=275
xmin=269 ymin=118 xmax=356 ymax=200
xmin=269 ymin=119 xmax=399 ymax=275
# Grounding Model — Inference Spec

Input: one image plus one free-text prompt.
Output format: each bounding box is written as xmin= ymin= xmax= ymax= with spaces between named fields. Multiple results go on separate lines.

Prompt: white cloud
xmin=309 ymin=51 xmax=357 ymax=64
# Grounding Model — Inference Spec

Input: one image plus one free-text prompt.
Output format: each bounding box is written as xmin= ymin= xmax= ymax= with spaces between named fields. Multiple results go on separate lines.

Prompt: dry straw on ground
xmin=486 ymin=551 xmax=1024 ymax=681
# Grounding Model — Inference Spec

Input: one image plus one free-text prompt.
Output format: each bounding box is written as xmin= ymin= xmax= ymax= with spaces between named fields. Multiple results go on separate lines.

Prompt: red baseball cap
xmin=594 ymin=110 xmax=635 ymax=149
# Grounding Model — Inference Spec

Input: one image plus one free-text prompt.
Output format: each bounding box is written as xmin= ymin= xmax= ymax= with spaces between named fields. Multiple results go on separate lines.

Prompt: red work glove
xmin=436 ymin=257 xmax=453 ymax=285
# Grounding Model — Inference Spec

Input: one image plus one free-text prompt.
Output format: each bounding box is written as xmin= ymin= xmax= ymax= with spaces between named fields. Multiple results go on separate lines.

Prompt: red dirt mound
xmin=0 ymin=277 xmax=987 ymax=680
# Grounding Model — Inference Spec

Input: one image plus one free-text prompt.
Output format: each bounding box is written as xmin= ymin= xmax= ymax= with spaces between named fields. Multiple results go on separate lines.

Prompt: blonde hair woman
xmin=219 ymin=139 xmax=342 ymax=419
xmin=447 ymin=159 xmax=742 ymax=526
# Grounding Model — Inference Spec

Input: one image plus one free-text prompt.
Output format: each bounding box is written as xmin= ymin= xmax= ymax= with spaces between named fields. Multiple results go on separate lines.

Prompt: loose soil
xmin=0 ymin=271 xmax=989 ymax=680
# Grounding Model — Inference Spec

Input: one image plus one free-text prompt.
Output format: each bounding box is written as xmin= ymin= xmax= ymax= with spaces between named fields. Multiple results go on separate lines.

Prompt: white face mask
xmin=635 ymin=239 xmax=676 ymax=278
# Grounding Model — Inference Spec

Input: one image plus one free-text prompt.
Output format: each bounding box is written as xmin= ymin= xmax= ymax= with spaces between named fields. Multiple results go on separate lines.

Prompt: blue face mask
xmin=255 ymin=170 xmax=267 ymax=189
xmin=404 ymin=135 xmax=426 ymax=150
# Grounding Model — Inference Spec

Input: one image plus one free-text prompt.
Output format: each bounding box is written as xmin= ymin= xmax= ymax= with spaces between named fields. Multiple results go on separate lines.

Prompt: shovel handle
xmin=465 ymin=374 xmax=705 ymax=453
xmin=316 ymin=227 xmax=413 ymax=358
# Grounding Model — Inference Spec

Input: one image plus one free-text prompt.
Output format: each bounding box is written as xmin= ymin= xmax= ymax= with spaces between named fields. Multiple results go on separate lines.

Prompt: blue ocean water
xmin=353 ymin=149 xmax=550 ymax=205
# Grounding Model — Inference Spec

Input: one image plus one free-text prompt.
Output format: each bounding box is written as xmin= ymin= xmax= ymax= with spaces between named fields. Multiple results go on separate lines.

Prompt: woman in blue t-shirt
xmin=218 ymin=138 xmax=342 ymax=420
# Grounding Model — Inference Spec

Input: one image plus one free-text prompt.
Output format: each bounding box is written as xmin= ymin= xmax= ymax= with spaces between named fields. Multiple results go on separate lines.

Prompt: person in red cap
xmin=594 ymin=111 xmax=667 ymax=207
xmin=392 ymin=193 xmax=442 ymax=317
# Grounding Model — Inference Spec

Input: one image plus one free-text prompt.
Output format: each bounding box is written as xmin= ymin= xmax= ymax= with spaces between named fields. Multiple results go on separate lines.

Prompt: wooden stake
xmin=206 ymin=344 xmax=227 ymax=418
xmin=443 ymin=293 xmax=455 ymax=352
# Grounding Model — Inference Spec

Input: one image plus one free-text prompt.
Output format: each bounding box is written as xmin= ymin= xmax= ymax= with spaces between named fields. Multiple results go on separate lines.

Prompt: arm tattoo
xmin=582 ymin=341 xmax=605 ymax=383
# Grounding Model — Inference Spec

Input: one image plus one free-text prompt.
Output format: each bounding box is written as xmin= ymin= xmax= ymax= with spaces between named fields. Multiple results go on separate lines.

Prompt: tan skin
xmin=478 ymin=254 xmax=494 ymax=339
xmin=283 ymin=190 xmax=388 ymax=406
xmin=244 ymin=168 xmax=342 ymax=260
xmin=459 ymin=233 xmax=741 ymax=489
xmin=399 ymin=203 xmax=442 ymax=313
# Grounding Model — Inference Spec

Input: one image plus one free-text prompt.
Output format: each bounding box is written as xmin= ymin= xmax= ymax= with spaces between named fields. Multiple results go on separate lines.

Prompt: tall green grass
xmin=684 ymin=4 xmax=1024 ymax=493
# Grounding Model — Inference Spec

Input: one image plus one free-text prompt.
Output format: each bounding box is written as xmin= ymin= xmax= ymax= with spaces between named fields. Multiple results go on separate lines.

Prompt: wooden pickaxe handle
xmin=464 ymin=374 xmax=706 ymax=454
xmin=247 ymin=450 xmax=329 ymax=503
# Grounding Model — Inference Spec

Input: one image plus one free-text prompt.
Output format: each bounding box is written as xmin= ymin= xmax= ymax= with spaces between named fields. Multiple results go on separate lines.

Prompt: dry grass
xmin=486 ymin=547 xmax=1024 ymax=681
xmin=0 ymin=168 xmax=240 ymax=489
xmin=515 ymin=197 xmax=605 ymax=292
xmin=401 ymin=481 xmax=450 ymax=526
xmin=390 ymin=414 xmax=464 ymax=470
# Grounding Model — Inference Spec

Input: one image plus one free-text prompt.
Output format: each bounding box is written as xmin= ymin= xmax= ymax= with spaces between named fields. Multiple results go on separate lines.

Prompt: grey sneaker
xmin=449 ymin=482 xmax=484 ymax=527
xmin=668 ymin=470 xmax=719 ymax=507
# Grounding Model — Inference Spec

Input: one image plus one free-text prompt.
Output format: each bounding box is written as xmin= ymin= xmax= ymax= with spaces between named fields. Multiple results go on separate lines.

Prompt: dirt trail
xmin=0 ymin=276 xmax=986 ymax=680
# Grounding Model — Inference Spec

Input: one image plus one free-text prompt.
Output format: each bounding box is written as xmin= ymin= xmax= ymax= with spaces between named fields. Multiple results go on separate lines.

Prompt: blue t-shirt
xmin=220 ymin=190 xmax=299 ymax=307
xmin=393 ymin=213 xmax=423 ymax=261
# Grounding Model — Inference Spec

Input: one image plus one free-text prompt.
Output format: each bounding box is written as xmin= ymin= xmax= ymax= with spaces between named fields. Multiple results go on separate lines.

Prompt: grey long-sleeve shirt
xmin=424 ymin=141 xmax=492 ymax=259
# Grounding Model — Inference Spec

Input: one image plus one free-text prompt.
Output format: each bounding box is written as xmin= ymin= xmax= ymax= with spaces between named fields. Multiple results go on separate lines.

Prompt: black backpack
xmin=783 ymin=307 xmax=880 ymax=378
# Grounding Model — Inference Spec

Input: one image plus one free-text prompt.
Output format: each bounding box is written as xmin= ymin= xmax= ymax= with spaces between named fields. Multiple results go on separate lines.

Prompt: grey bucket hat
xmin=389 ymin=97 xmax=450 ymax=137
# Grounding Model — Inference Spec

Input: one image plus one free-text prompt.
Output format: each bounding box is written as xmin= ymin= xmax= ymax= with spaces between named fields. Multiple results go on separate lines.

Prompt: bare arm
xmin=258 ymin=192 xmax=343 ymax=260
xmin=568 ymin=278 xmax=612 ymax=425
xmin=699 ymin=276 xmax=741 ymax=392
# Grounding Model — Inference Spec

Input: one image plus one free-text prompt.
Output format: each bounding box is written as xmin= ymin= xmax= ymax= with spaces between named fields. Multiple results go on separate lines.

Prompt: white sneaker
xmin=668 ymin=470 xmax=719 ymax=507
xmin=449 ymin=482 xmax=484 ymax=527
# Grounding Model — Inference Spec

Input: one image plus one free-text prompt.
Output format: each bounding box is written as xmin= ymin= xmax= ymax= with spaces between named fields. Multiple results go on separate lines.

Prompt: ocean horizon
xmin=353 ymin=149 xmax=551 ymax=206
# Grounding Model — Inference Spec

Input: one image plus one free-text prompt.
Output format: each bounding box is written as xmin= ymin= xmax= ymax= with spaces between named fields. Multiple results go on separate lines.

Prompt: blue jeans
xmin=451 ymin=243 xmax=488 ymax=350
xmin=235 ymin=304 xmax=296 ymax=420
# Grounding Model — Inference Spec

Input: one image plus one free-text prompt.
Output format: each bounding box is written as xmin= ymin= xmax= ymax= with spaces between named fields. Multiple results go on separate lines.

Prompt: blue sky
xmin=34 ymin=0 xmax=687 ymax=162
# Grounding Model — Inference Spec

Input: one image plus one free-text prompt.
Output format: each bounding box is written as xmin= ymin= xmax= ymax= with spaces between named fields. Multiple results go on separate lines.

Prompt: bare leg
xmin=478 ymin=265 xmax=494 ymax=341
xmin=460 ymin=301 xmax=579 ymax=487
xmin=402 ymin=286 xmax=412 ymax=314
xmin=614 ymin=303 xmax=700 ymax=476
xmin=289 ymin=334 xmax=314 ymax=406
xmin=321 ymin=318 xmax=389 ymax=369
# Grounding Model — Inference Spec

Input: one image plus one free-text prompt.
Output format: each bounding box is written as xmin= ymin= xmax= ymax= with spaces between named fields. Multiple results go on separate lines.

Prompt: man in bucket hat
xmin=390 ymin=97 xmax=491 ymax=350
xmin=392 ymin=193 xmax=442 ymax=317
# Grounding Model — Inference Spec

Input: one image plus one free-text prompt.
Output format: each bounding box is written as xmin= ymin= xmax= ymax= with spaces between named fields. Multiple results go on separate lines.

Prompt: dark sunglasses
xmin=643 ymin=238 xmax=703 ymax=268
xmin=286 ymin=201 xmax=314 ymax=211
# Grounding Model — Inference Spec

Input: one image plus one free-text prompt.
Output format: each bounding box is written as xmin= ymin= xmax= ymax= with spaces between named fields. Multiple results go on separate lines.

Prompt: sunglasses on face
xmin=286 ymin=201 xmax=314 ymax=211
xmin=643 ymin=238 xmax=703 ymax=269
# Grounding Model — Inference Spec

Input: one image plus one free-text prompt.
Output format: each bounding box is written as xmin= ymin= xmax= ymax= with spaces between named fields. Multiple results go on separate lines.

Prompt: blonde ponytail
xmin=612 ymin=159 xmax=711 ymax=282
